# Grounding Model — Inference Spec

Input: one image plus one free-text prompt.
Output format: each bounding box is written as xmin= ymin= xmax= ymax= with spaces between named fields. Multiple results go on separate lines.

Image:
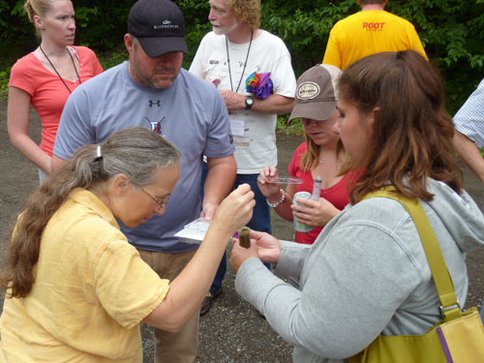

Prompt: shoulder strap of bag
xmin=364 ymin=189 xmax=462 ymax=321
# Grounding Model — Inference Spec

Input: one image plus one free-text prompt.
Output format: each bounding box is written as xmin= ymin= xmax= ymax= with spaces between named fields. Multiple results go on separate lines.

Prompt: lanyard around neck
xmin=39 ymin=45 xmax=81 ymax=93
xmin=225 ymin=31 xmax=254 ymax=93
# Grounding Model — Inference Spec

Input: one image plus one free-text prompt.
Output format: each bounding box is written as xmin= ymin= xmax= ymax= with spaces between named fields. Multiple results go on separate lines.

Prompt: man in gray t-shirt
xmin=52 ymin=0 xmax=236 ymax=361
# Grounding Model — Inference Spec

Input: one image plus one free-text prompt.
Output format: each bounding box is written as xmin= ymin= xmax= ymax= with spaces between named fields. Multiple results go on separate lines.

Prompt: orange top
xmin=9 ymin=46 xmax=103 ymax=156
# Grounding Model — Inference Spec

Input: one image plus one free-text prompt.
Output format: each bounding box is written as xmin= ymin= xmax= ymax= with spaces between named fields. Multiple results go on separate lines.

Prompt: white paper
xmin=174 ymin=218 xmax=211 ymax=244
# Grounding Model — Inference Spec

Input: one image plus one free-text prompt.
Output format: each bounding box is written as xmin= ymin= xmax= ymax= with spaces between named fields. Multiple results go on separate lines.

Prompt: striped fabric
xmin=453 ymin=79 xmax=484 ymax=148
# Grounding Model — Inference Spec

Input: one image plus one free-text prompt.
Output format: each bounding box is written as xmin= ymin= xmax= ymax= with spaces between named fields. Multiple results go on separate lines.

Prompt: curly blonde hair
xmin=229 ymin=0 xmax=260 ymax=30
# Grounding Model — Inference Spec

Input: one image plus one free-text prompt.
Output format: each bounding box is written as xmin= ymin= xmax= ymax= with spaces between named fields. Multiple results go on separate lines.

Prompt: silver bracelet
xmin=266 ymin=189 xmax=286 ymax=208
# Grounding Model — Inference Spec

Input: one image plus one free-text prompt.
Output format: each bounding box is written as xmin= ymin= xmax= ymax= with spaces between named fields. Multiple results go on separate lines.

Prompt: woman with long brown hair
xmin=231 ymin=51 xmax=484 ymax=362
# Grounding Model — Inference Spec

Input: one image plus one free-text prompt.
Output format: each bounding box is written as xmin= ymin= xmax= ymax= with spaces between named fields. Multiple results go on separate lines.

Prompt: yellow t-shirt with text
xmin=323 ymin=10 xmax=428 ymax=70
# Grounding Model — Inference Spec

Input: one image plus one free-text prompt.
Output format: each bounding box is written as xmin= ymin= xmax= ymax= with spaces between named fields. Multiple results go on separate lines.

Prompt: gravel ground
xmin=142 ymin=259 xmax=294 ymax=362
xmin=0 ymin=103 xmax=482 ymax=363
xmin=141 ymin=135 xmax=300 ymax=363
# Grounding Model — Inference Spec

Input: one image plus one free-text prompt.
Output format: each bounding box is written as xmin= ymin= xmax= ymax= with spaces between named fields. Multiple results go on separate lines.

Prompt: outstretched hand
xmin=230 ymin=229 xmax=280 ymax=272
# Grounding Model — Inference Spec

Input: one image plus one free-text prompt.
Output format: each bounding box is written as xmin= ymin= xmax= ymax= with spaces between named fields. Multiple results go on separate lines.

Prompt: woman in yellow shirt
xmin=0 ymin=127 xmax=254 ymax=362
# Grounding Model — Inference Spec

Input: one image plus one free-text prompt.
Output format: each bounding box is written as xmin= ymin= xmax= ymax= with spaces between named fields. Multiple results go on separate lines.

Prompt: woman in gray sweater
xmin=230 ymin=51 xmax=484 ymax=363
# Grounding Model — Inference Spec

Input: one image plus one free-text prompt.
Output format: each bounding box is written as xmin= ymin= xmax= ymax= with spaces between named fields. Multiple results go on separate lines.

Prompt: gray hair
xmin=1 ymin=127 xmax=180 ymax=298
xmin=66 ymin=127 xmax=180 ymax=189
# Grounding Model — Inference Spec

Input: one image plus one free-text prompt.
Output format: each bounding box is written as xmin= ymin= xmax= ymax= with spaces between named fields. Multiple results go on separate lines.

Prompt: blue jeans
xmin=208 ymin=172 xmax=272 ymax=294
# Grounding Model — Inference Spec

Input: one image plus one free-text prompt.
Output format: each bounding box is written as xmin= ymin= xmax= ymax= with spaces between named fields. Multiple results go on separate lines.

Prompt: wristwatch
xmin=245 ymin=95 xmax=254 ymax=110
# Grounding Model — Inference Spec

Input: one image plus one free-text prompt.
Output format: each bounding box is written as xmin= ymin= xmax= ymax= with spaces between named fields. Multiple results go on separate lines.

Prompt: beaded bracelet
xmin=266 ymin=189 xmax=286 ymax=208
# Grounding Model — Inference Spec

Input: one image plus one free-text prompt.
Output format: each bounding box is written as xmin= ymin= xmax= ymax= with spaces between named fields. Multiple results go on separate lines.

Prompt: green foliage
xmin=178 ymin=0 xmax=212 ymax=67
xmin=0 ymin=0 xmax=483 ymax=116
xmin=261 ymin=0 xmax=357 ymax=75
xmin=258 ymin=0 xmax=484 ymax=113
xmin=98 ymin=48 xmax=128 ymax=71
xmin=0 ymin=1 xmax=37 ymax=67
xmin=277 ymin=115 xmax=304 ymax=136
xmin=386 ymin=0 xmax=484 ymax=112
xmin=0 ymin=68 xmax=9 ymax=100
xmin=72 ymin=1 xmax=133 ymax=50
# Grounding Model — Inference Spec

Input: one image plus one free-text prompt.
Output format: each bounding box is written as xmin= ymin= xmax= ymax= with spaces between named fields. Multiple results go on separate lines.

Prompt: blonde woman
xmin=258 ymin=65 xmax=356 ymax=245
xmin=7 ymin=0 xmax=102 ymax=180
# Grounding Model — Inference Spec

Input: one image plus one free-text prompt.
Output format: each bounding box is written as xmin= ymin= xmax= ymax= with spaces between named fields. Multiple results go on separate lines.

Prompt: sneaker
xmin=200 ymin=288 xmax=222 ymax=316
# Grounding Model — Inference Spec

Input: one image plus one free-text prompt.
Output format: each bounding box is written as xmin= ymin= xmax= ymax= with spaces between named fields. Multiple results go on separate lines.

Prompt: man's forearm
xmin=51 ymin=155 xmax=67 ymax=172
xmin=453 ymin=131 xmax=484 ymax=182
xmin=250 ymin=94 xmax=294 ymax=114
xmin=220 ymin=90 xmax=293 ymax=115
xmin=203 ymin=155 xmax=237 ymax=218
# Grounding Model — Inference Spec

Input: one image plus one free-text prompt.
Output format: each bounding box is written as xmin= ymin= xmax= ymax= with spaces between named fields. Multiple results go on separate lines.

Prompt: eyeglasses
xmin=140 ymin=187 xmax=169 ymax=210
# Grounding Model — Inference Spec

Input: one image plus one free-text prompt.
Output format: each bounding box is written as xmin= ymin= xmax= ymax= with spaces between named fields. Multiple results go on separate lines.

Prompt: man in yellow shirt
xmin=322 ymin=0 xmax=427 ymax=69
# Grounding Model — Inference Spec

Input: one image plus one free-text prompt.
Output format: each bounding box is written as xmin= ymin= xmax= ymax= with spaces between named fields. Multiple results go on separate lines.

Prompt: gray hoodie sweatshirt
xmin=235 ymin=179 xmax=484 ymax=362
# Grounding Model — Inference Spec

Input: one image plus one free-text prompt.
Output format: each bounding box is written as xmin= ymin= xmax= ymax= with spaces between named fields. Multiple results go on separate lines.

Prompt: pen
xmin=311 ymin=176 xmax=322 ymax=201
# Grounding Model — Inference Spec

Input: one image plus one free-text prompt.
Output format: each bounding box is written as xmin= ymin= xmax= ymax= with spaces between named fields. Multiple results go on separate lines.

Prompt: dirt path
xmin=0 ymin=101 xmax=483 ymax=362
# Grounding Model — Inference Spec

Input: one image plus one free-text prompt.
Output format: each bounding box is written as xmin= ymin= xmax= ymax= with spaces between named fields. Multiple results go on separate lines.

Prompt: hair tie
xmin=95 ymin=144 xmax=102 ymax=160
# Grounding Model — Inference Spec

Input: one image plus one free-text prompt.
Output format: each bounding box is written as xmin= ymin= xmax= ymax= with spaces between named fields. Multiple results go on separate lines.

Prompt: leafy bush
xmin=1 ymin=0 xmax=483 ymax=115
xmin=0 ymin=68 xmax=9 ymax=100
xmin=277 ymin=115 xmax=304 ymax=136
xmin=259 ymin=0 xmax=484 ymax=113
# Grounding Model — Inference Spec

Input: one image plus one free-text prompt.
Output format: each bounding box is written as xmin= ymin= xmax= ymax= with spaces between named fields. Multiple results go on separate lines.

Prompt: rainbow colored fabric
xmin=245 ymin=72 xmax=273 ymax=99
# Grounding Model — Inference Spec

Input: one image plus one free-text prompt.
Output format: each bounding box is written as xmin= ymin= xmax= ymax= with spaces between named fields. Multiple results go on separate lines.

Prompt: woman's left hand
xmin=230 ymin=230 xmax=280 ymax=272
xmin=292 ymin=197 xmax=340 ymax=227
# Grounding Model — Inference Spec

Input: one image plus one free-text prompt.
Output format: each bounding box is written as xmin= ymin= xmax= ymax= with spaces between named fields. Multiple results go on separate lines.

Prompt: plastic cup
xmin=292 ymin=191 xmax=313 ymax=232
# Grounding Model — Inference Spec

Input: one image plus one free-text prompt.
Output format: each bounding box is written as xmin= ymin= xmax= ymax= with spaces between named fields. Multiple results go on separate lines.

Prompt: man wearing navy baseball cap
xmin=52 ymin=0 xmax=237 ymax=361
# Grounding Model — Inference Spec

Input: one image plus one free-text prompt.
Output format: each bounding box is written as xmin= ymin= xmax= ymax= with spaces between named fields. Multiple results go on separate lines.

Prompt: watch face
xmin=245 ymin=96 xmax=254 ymax=108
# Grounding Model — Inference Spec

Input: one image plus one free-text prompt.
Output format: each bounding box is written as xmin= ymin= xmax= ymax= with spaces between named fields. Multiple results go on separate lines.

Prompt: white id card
xmin=230 ymin=118 xmax=245 ymax=137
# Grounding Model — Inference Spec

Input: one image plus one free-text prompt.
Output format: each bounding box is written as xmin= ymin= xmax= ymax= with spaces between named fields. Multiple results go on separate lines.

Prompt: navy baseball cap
xmin=128 ymin=0 xmax=188 ymax=57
